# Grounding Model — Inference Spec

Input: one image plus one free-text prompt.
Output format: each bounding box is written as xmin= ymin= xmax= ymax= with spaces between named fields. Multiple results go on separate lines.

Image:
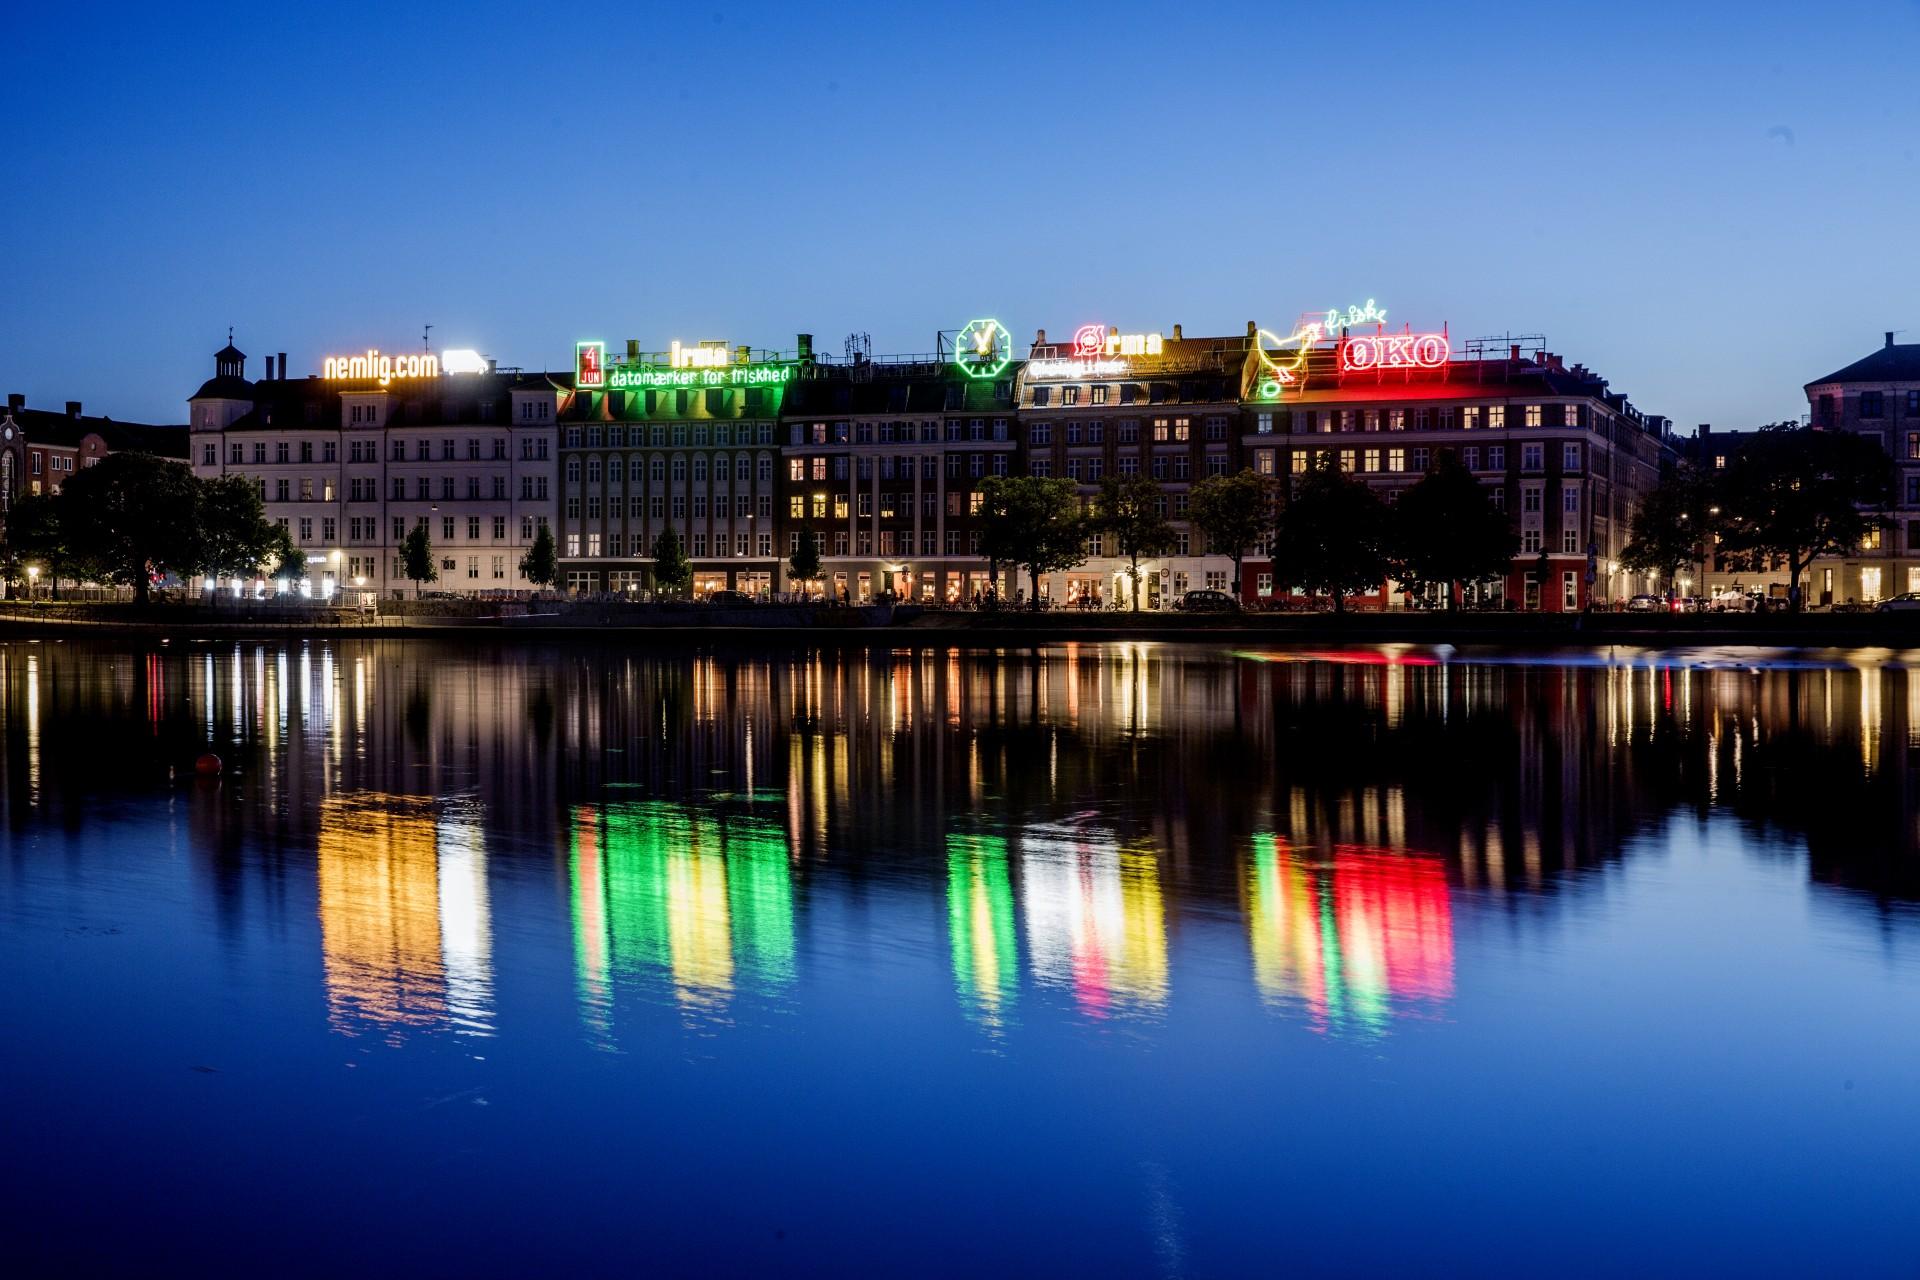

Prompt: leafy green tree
xmin=1621 ymin=463 xmax=1715 ymax=584
xmin=518 ymin=522 xmax=557 ymax=589
xmin=8 ymin=493 xmax=81 ymax=599
xmin=400 ymin=522 xmax=438 ymax=594
xmin=195 ymin=472 xmax=281 ymax=581
xmin=650 ymin=528 xmax=692 ymax=598
xmin=788 ymin=533 xmax=823 ymax=596
xmin=1190 ymin=469 xmax=1278 ymax=600
xmin=1715 ymin=426 xmax=1894 ymax=609
xmin=274 ymin=525 xmax=307 ymax=582
xmin=59 ymin=452 xmax=200 ymax=605
xmin=1390 ymin=452 xmax=1518 ymax=610
xmin=978 ymin=475 xmax=1086 ymax=604
xmin=1094 ymin=472 xmax=1173 ymax=612
xmin=1270 ymin=456 xmax=1390 ymax=612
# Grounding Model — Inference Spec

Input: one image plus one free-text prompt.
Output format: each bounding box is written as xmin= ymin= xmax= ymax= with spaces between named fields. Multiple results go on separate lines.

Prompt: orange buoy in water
xmin=194 ymin=753 xmax=222 ymax=776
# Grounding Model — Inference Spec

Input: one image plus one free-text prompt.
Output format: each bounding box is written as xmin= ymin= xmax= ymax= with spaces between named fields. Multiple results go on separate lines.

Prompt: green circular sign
xmin=954 ymin=318 xmax=1012 ymax=380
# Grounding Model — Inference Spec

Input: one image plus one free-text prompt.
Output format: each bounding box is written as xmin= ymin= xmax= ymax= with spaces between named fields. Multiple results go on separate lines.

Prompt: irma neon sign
xmin=322 ymin=349 xmax=440 ymax=384
xmin=1027 ymin=323 xmax=1167 ymax=380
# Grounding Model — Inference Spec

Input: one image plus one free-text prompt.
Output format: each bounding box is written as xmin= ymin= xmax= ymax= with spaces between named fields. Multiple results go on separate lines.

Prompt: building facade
xmin=188 ymin=343 xmax=560 ymax=597
xmin=554 ymin=337 xmax=787 ymax=596
xmin=781 ymin=340 xmax=1019 ymax=604
xmin=1803 ymin=334 xmax=1920 ymax=605
xmin=0 ymin=393 xmax=187 ymax=518
xmin=1017 ymin=323 xmax=1244 ymax=607
xmin=1243 ymin=324 xmax=1673 ymax=610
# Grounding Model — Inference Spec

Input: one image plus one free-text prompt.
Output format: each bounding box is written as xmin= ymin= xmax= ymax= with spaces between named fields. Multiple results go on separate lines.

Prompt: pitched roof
xmin=3 ymin=407 xmax=189 ymax=458
xmin=1806 ymin=340 xmax=1920 ymax=387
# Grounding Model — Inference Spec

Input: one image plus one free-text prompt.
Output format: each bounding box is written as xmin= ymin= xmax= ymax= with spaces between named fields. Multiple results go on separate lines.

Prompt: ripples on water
xmin=3 ymin=639 xmax=1919 ymax=1275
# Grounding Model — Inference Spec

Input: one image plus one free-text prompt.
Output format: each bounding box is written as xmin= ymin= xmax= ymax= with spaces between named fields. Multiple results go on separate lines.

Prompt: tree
xmin=1190 ymin=469 xmax=1279 ymax=601
xmin=1621 ymin=463 xmax=1715 ymax=585
xmin=1715 ymin=426 xmax=1894 ymax=609
xmin=788 ymin=533 xmax=822 ymax=597
xmin=58 ymin=452 xmax=200 ymax=605
xmin=274 ymin=526 xmax=308 ymax=583
xmin=194 ymin=472 xmax=281 ymax=582
xmin=400 ymin=523 xmax=438 ymax=594
xmin=7 ymin=493 xmax=80 ymax=599
xmin=650 ymin=528 xmax=692 ymax=598
xmin=519 ymin=522 xmax=557 ymax=590
xmin=977 ymin=475 xmax=1086 ymax=605
xmin=1270 ymin=456 xmax=1390 ymax=612
xmin=1390 ymin=452 xmax=1518 ymax=610
xmin=1094 ymin=472 xmax=1173 ymax=612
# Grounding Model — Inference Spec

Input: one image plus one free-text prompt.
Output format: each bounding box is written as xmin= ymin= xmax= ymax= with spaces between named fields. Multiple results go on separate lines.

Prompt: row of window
xmin=1254 ymin=403 xmax=1584 ymax=434
xmin=209 ymin=436 xmax=548 ymax=467
xmin=1287 ymin=442 xmax=1583 ymax=475
xmin=565 ymin=423 xmax=776 ymax=449
xmin=1028 ymin=417 xmax=1229 ymax=446
xmin=567 ymin=494 xmax=775 ymax=522
xmin=1842 ymin=390 xmax=1920 ymax=420
xmin=787 ymin=454 xmax=1009 ymax=483
xmin=566 ymin=531 xmax=776 ymax=559
xmin=253 ymin=475 xmax=549 ymax=503
xmin=567 ymin=455 xmax=774 ymax=485
xmin=277 ymin=513 xmax=549 ymax=546
xmin=786 ymin=420 xmax=1012 ymax=445
xmin=1028 ymin=382 xmax=1219 ymax=408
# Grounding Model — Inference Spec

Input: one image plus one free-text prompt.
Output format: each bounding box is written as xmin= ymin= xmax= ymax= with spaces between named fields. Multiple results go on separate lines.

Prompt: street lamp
xmin=26 ymin=565 xmax=38 ymax=600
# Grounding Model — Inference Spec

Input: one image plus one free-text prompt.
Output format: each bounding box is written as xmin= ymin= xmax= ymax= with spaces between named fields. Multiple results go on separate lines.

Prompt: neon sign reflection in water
xmin=317 ymin=794 xmax=448 ymax=1037
xmin=947 ymin=832 xmax=1019 ymax=1027
xmin=569 ymin=801 xmax=794 ymax=1024
xmin=1020 ymin=825 xmax=1168 ymax=1016
xmin=1244 ymin=834 xmax=1453 ymax=1035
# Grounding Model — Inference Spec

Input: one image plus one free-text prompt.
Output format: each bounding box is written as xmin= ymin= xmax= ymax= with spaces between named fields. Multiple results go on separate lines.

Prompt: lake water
xmin=3 ymin=639 xmax=1918 ymax=1275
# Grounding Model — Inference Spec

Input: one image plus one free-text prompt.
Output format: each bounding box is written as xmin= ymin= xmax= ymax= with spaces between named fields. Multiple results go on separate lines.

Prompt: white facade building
xmin=188 ymin=342 xmax=559 ymax=597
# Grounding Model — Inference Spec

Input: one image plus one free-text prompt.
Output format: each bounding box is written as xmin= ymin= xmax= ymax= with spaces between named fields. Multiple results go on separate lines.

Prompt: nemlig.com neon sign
xmin=322 ymin=349 xmax=440 ymax=384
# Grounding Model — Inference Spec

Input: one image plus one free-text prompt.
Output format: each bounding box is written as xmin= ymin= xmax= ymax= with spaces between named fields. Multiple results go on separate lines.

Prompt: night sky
xmin=3 ymin=0 xmax=1915 ymax=430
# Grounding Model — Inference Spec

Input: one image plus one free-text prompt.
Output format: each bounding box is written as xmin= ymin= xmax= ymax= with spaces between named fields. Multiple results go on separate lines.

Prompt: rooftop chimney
xmin=1172 ymin=324 xmax=1183 ymax=341
xmin=1247 ymin=321 xmax=1257 ymax=338
xmin=1510 ymin=344 xmax=1522 ymax=361
xmin=796 ymin=334 xmax=813 ymax=361
xmin=278 ymin=353 xmax=287 ymax=380
xmin=1035 ymin=329 xmax=1047 ymax=346
xmin=627 ymin=338 xmax=640 ymax=360
xmin=1887 ymin=331 xmax=1896 ymax=349
xmin=6 ymin=393 xmax=22 ymax=414
xmin=66 ymin=400 xmax=81 ymax=418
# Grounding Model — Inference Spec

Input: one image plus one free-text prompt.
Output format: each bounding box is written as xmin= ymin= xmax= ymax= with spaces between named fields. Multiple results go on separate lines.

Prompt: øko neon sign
xmin=1341 ymin=331 xmax=1449 ymax=372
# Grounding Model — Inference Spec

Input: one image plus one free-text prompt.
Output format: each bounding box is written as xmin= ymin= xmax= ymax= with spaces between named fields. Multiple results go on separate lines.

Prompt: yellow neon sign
xmin=322 ymin=349 xmax=441 ymax=385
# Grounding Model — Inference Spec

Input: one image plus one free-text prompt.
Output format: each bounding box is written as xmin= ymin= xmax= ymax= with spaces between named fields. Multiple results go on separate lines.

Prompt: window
xmin=1487 ymin=406 xmax=1506 ymax=429
xmin=1522 ymin=443 xmax=1543 ymax=471
xmin=1523 ymin=485 xmax=1542 ymax=513
xmin=1562 ymin=528 xmax=1580 ymax=554
xmin=1488 ymin=445 xmax=1506 ymax=470
xmin=1461 ymin=406 xmax=1481 ymax=430
xmin=1521 ymin=528 xmax=1541 ymax=553
xmin=1524 ymin=405 xmax=1543 ymax=428
xmin=1563 ymin=485 xmax=1580 ymax=513
xmin=1563 ymin=405 xmax=1580 ymax=428
xmin=1562 ymin=443 xmax=1581 ymax=470
xmin=1029 ymin=423 xmax=1052 ymax=446
xmin=1861 ymin=391 xmax=1885 ymax=418
xmin=1364 ymin=448 xmax=1381 ymax=473
xmin=1387 ymin=448 xmax=1405 ymax=473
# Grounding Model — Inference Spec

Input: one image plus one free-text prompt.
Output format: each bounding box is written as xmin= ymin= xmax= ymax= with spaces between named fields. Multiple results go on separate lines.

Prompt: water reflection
xmin=569 ymin=799 xmax=794 ymax=1025
xmin=1243 ymin=835 xmax=1453 ymax=1035
xmin=315 ymin=792 xmax=494 ymax=1039
xmin=947 ymin=832 xmax=1018 ymax=1027
xmin=1020 ymin=825 xmax=1169 ymax=1017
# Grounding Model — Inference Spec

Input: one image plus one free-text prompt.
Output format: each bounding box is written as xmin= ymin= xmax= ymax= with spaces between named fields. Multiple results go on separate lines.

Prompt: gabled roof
xmin=3 ymin=407 xmax=189 ymax=458
xmin=1806 ymin=341 xmax=1920 ymax=388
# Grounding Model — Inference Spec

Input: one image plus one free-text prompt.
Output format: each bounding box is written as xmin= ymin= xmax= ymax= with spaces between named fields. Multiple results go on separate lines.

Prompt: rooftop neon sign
xmin=322 ymin=349 xmax=440 ymax=384
xmin=607 ymin=363 xmax=793 ymax=390
xmin=953 ymin=318 xmax=1012 ymax=380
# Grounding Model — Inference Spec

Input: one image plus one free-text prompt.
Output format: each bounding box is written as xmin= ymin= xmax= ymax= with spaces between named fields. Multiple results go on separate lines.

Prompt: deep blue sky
xmin=3 ymin=0 xmax=1915 ymax=430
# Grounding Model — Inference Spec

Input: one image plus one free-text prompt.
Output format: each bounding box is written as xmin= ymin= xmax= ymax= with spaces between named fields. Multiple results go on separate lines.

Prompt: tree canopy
xmin=1390 ymin=452 xmax=1517 ymax=609
xmin=400 ymin=523 xmax=438 ymax=589
xmin=1621 ymin=462 xmax=1715 ymax=582
xmin=788 ymin=532 xmax=823 ymax=592
xmin=57 ymin=452 xmax=201 ymax=604
xmin=1270 ymin=457 xmax=1389 ymax=612
xmin=519 ymin=522 xmax=557 ymax=589
xmin=650 ymin=528 xmax=692 ymax=598
xmin=1190 ymin=469 xmax=1278 ymax=598
xmin=1093 ymin=472 xmax=1172 ymax=611
xmin=978 ymin=475 xmax=1086 ymax=603
xmin=1714 ymin=427 xmax=1893 ymax=608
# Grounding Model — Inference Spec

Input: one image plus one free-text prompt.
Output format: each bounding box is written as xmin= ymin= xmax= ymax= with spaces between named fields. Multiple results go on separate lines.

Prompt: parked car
xmin=1175 ymin=589 xmax=1240 ymax=613
xmin=705 ymin=589 xmax=756 ymax=607
xmin=1875 ymin=593 xmax=1920 ymax=612
xmin=1626 ymin=594 xmax=1661 ymax=612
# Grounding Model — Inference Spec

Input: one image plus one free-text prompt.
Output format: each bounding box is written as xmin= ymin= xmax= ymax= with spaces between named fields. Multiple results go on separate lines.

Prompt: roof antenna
xmin=424 ymin=323 xmax=434 ymax=353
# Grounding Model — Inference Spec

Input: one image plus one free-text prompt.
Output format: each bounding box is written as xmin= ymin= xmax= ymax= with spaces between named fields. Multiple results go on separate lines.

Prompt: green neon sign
xmin=954 ymin=318 xmax=1012 ymax=380
xmin=607 ymin=363 xmax=794 ymax=390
